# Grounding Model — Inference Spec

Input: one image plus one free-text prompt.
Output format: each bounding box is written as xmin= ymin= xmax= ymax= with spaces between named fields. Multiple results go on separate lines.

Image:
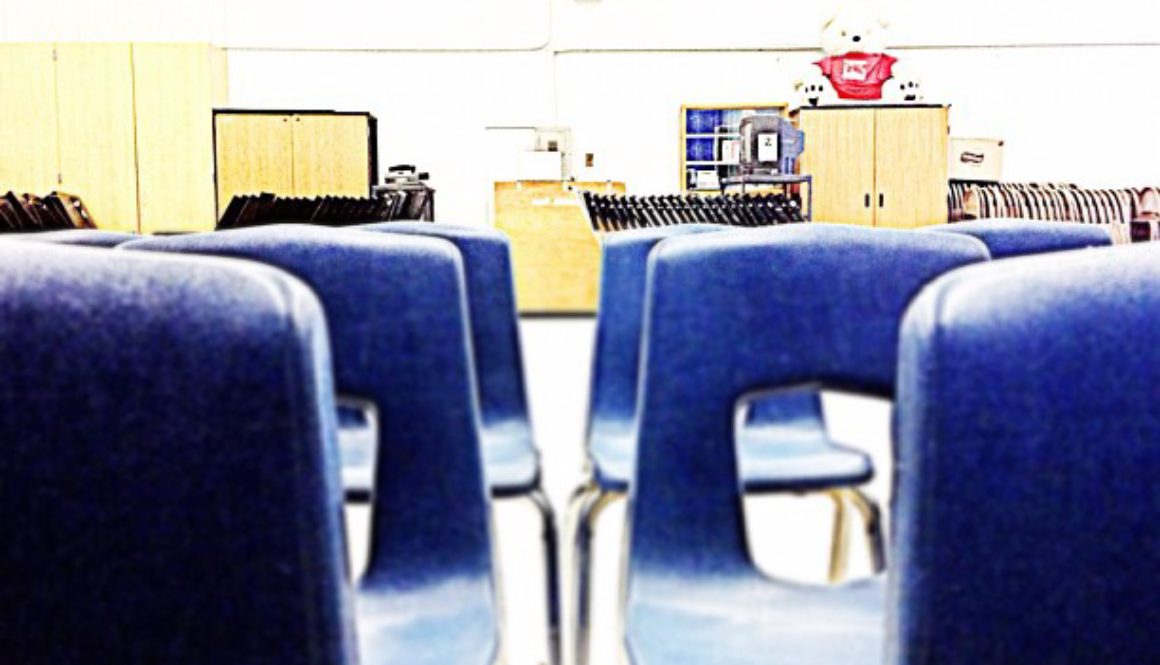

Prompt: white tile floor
xmin=345 ymin=318 xmax=896 ymax=665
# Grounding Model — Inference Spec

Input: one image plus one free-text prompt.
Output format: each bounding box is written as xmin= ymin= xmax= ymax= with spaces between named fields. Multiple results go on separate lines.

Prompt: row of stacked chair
xmin=1 ymin=223 xmax=550 ymax=665
xmin=582 ymin=191 xmax=805 ymax=232
xmin=947 ymin=180 xmax=1160 ymax=242
xmin=1 ymin=218 xmax=1156 ymax=665
xmin=217 ymin=192 xmax=433 ymax=230
xmin=0 ymin=191 xmax=96 ymax=232
xmin=569 ymin=218 xmax=1155 ymax=665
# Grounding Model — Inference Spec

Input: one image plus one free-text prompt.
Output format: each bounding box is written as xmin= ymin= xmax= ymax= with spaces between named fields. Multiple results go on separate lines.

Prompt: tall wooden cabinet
xmin=0 ymin=42 xmax=227 ymax=233
xmin=213 ymin=110 xmax=378 ymax=216
xmin=796 ymin=106 xmax=949 ymax=228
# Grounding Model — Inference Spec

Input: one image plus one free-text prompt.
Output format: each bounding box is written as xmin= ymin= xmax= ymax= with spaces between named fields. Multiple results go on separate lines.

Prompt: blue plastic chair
xmin=3 ymin=229 xmax=138 ymax=247
xmin=0 ymin=243 xmax=356 ymax=665
xmin=622 ymin=225 xmax=989 ymax=665
xmin=123 ymin=225 xmax=500 ymax=665
xmin=361 ymin=221 xmax=559 ymax=665
xmin=892 ymin=242 xmax=1159 ymax=664
xmin=925 ymin=218 xmax=1111 ymax=258
xmin=571 ymin=224 xmax=883 ymax=665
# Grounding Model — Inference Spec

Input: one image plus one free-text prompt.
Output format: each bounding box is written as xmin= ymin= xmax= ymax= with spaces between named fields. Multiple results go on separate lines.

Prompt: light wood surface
xmin=798 ymin=108 xmax=877 ymax=226
xmin=494 ymin=180 xmax=624 ymax=313
xmin=55 ymin=43 xmax=139 ymax=232
xmin=291 ymin=114 xmax=371 ymax=197
xmin=0 ymin=44 xmax=60 ymax=195
xmin=133 ymin=43 xmax=225 ymax=234
xmin=209 ymin=47 xmax=230 ymax=107
xmin=214 ymin=113 xmax=295 ymax=212
xmin=874 ymin=107 xmax=949 ymax=228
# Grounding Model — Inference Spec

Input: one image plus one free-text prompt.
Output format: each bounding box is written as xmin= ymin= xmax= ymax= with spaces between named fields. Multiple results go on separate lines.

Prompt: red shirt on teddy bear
xmin=815 ymin=52 xmax=898 ymax=100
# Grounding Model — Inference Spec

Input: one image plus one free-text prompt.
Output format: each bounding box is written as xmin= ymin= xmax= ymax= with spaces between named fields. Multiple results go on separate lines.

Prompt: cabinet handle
xmin=864 ymin=194 xmax=871 ymax=208
xmin=879 ymin=193 xmax=885 ymax=208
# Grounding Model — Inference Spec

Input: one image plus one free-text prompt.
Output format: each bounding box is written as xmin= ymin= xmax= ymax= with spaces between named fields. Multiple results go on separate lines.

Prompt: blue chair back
xmin=362 ymin=222 xmax=530 ymax=431
xmin=892 ymin=243 xmax=1159 ymax=664
xmin=927 ymin=219 xmax=1110 ymax=258
xmin=0 ymin=244 xmax=354 ymax=665
xmin=123 ymin=226 xmax=496 ymax=593
xmin=626 ymin=225 xmax=989 ymax=576
xmin=589 ymin=225 xmax=725 ymax=434
xmin=6 ymin=229 xmax=138 ymax=247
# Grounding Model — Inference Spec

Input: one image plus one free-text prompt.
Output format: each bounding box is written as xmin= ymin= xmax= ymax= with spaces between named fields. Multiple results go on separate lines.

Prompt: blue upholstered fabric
xmin=588 ymin=225 xmax=726 ymax=489
xmin=588 ymin=225 xmax=871 ymax=492
xmin=891 ymin=242 xmax=1159 ymax=665
xmin=0 ymin=243 xmax=355 ymax=665
xmin=926 ymin=219 xmax=1111 ymax=258
xmin=4 ymin=229 xmax=138 ymax=247
xmin=123 ymin=225 xmax=499 ymax=665
xmin=362 ymin=222 xmax=539 ymax=495
xmin=624 ymin=226 xmax=990 ymax=665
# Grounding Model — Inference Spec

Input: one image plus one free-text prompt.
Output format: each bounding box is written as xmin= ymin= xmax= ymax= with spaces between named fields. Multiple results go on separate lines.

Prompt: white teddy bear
xmin=794 ymin=71 xmax=839 ymax=109
xmin=882 ymin=62 xmax=925 ymax=103
xmin=813 ymin=5 xmax=898 ymax=102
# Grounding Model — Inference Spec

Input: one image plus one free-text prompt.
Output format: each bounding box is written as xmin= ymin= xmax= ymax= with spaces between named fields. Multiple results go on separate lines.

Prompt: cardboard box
xmin=949 ymin=138 xmax=1004 ymax=182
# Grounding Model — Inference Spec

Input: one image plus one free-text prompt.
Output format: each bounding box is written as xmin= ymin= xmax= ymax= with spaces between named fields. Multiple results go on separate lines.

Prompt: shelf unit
xmin=680 ymin=103 xmax=787 ymax=193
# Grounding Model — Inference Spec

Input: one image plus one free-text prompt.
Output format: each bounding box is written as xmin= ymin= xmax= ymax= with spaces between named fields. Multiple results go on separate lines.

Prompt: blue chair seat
xmin=338 ymin=421 xmax=377 ymax=500
xmin=738 ymin=426 xmax=872 ymax=493
xmin=339 ymin=418 xmax=539 ymax=499
xmin=357 ymin=580 xmax=498 ymax=665
xmin=627 ymin=575 xmax=884 ymax=665
xmin=589 ymin=424 xmax=871 ymax=493
xmin=481 ymin=419 xmax=541 ymax=496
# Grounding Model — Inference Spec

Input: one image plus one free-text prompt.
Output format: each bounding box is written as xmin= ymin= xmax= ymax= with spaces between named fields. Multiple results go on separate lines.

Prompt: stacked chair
xmin=946 ymin=180 xmax=1140 ymax=244
xmin=216 ymin=193 xmax=432 ymax=230
xmin=571 ymin=224 xmax=888 ymax=665
xmin=0 ymin=191 xmax=97 ymax=232
xmin=358 ymin=222 xmax=560 ymax=665
xmin=4 ymin=217 xmax=1156 ymax=665
xmin=122 ymin=227 xmax=501 ymax=665
xmin=617 ymin=225 xmax=1158 ymax=665
xmin=0 ymin=243 xmax=356 ymax=665
xmin=582 ymin=192 xmax=805 ymax=232
xmin=611 ymin=225 xmax=990 ymax=665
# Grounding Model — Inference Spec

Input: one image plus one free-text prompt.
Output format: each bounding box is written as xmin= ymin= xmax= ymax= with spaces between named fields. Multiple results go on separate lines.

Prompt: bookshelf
xmin=680 ymin=103 xmax=788 ymax=193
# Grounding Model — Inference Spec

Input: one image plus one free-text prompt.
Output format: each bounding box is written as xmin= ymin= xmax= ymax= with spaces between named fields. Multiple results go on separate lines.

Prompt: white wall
xmin=2 ymin=0 xmax=1158 ymax=223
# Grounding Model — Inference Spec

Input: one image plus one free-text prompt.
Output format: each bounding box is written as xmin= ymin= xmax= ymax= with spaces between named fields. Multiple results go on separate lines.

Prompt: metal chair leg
xmin=565 ymin=484 xmax=599 ymax=665
xmin=567 ymin=484 xmax=619 ymax=665
xmin=841 ymin=488 xmax=887 ymax=574
xmin=529 ymin=487 xmax=562 ymax=665
xmin=826 ymin=489 xmax=851 ymax=583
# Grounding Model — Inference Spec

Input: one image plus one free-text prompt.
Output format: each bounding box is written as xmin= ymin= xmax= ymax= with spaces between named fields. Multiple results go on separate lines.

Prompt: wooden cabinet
xmin=133 ymin=43 xmax=229 ymax=234
xmin=797 ymin=106 xmax=949 ymax=228
xmin=0 ymin=44 xmax=60 ymax=196
xmin=0 ymin=42 xmax=227 ymax=233
xmin=55 ymin=43 xmax=140 ymax=233
xmin=494 ymin=180 xmax=624 ymax=314
xmin=214 ymin=110 xmax=377 ymax=215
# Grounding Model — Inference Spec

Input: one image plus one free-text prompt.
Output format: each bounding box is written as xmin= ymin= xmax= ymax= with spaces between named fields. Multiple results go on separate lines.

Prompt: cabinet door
xmin=133 ymin=44 xmax=225 ymax=235
xmin=874 ymin=107 xmax=949 ymax=228
xmin=214 ymin=113 xmax=295 ymax=214
xmin=797 ymin=109 xmax=876 ymax=226
xmin=56 ymin=43 xmax=140 ymax=233
xmin=0 ymin=44 xmax=60 ymax=195
xmin=290 ymin=115 xmax=371 ymax=197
